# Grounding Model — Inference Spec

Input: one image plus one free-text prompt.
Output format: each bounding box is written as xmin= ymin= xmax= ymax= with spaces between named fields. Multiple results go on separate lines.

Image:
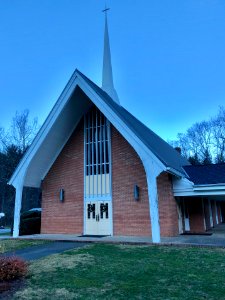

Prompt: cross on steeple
xmin=102 ymin=7 xmax=110 ymax=14
xmin=101 ymin=6 xmax=120 ymax=104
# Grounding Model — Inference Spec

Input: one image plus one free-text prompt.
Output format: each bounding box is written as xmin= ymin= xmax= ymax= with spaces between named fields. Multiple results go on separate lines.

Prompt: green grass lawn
xmin=0 ymin=239 xmax=50 ymax=253
xmin=12 ymin=243 xmax=225 ymax=300
xmin=0 ymin=232 xmax=11 ymax=236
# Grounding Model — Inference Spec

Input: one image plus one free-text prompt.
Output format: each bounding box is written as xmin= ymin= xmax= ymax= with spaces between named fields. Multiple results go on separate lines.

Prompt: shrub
xmin=0 ymin=256 xmax=28 ymax=281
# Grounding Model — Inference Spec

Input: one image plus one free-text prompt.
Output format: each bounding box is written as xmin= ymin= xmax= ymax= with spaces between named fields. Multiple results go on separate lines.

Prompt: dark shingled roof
xmin=77 ymin=70 xmax=189 ymax=176
xmin=183 ymin=164 xmax=225 ymax=185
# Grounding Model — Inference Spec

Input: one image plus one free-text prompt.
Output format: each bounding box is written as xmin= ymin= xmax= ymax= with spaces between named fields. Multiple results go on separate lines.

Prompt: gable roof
xmin=76 ymin=70 xmax=189 ymax=176
xmin=183 ymin=164 xmax=225 ymax=185
xmin=9 ymin=69 xmax=189 ymax=188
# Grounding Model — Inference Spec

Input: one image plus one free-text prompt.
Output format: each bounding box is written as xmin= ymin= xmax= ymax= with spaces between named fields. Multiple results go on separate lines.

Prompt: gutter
xmin=166 ymin=167 xmax=187 ymax=179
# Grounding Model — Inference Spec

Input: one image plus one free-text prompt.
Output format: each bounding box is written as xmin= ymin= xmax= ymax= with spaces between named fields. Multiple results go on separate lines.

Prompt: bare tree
xmin=211 ymin=106 xmax=225 ymax=163
xmin=0 ymin=110 xmax=38 ymax=153
xmin=171 ymin=117 xmax=214 ymax=164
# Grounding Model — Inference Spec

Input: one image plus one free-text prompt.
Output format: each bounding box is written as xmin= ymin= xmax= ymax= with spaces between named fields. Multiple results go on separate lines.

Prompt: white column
xmin=145 ymin=167 xmax=161 ymax=243
xmin=13 ymin=183 xmax=23 ymax=238
xmin=202 ymin=198 xmax=206 ymax=230
xmin=215 ymin=201 xmax=219 ymax=225
xmin=219 ymin=203 xmax=222 ymax=222
xmin=208 ymin=199 xmax=213 ymax=227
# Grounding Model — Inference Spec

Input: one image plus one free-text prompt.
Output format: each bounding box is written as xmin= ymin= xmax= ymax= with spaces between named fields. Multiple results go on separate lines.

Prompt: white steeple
xmin=102 ymin=7 xmax=120 ymax=104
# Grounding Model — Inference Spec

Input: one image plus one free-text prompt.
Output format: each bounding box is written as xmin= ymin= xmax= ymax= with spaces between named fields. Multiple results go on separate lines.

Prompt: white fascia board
xmin=8 ymin=72 xmax=79 ymax=187
xmin=174 ymin=189 xmax=225 ymax=196
xmin=193 ymin=184 xmax=225 ymax=191
xmin=173 ymin=177 xmax=225 ymax=196
xmin=77 ymin=77 xmax=165 ymax=177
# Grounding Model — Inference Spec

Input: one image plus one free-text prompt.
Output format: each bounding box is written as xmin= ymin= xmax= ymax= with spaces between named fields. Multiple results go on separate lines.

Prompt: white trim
xmin=173 ymin=177 xmax=225 ymax=196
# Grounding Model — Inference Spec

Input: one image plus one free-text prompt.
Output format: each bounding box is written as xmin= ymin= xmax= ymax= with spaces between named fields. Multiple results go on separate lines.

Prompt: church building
xmin=9 ymin=11 xmax=225 ymax=243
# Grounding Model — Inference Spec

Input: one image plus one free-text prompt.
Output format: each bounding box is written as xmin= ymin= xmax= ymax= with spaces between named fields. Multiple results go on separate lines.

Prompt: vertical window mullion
xmin=84 ymin=116 xmax=87 ymax=198
xmin=91 ymin=110 xmax=94 ymax=196
xmin=88 ymin=113 xmax=91 ymax=196
xmin=103 ymin=117 xmax=107 ymax=194
xmin=100 ymin=113 xmax=102 ymax=196
xmin=96 ymin=109 xmax=98 ymax=196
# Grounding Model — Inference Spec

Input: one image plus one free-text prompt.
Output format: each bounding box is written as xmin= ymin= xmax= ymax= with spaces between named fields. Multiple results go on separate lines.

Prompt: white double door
xmin=85 ymin=201 xmax=111 ymax=235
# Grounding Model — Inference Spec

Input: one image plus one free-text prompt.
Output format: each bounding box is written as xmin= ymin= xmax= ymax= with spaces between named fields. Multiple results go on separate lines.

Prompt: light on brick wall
xmin=59 ymin=189 xmax=64 ymax=202
xmin=134 ymin=185 xmax=139 ymax=201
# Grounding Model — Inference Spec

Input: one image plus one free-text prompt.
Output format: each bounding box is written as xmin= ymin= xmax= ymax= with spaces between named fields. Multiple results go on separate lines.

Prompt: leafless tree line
xmin=170 ymin=106 xmax=225 ymax=164
xmin=0 ymin=110 xmax=39 ymax=225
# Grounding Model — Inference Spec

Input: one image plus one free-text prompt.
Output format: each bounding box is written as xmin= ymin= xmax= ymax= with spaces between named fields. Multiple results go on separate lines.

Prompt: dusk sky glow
xmin=1 ymin=1 xmax=225 ymax=141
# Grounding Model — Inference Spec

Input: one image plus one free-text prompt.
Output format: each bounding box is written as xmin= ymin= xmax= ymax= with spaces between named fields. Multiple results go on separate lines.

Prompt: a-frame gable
xmin=9 ymin=69 xmax=188 ymax=191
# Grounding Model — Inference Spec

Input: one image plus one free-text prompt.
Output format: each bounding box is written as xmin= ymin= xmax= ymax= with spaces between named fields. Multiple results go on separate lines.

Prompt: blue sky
xmin=0 ymin=0 xmax=225 ymax=140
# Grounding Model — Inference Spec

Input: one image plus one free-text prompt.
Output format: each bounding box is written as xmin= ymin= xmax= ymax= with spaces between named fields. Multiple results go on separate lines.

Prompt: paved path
xmin=1 ymin=223 xmax=225 ymax=249
xmin=15 ymin=232 xmax=225 ymax=248
xmin=1 ymin=241 xmax=87 ymax=261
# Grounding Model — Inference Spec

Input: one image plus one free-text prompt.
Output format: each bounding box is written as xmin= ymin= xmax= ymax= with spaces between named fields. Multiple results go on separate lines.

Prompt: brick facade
xmin=41 ymin=119 xmax=84 ymax=234
xmin=186 ymin=197 xmax=205 ymax=233
xmin=41 ymin=114 xmax=180 ymax=237
xmin=111 ymin=127 xmax=151 ymax=236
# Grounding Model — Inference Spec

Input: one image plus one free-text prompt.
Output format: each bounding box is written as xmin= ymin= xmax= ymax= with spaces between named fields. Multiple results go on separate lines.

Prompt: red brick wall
xmin=41 ymin=118 xmax=84 ymax=234
xmin=187 ymin=198 xmax=205 ymax=233
xmin=157 ymin=173 xmax=179 ymax=236
xmin=111 ymin=127 xmax=151 ymax=236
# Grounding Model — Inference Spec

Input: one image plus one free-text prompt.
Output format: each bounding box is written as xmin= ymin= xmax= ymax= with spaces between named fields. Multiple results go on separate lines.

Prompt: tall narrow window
xmin=84 ymin=107 xmax=111 ymax=199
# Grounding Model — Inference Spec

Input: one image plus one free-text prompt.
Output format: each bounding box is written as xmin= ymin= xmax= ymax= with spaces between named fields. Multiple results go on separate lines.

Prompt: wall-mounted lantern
xmin=134 ymin=185 xmax=139 ymax=201
xmin=59 ymin=189 xmax=64 ymax=202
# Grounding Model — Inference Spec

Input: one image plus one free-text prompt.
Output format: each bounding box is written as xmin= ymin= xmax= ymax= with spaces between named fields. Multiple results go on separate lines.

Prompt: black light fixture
xmin=134 ymin=185 xmax=139 ymax=201
xmin=59 ymin=189 xmax=64 ymax=202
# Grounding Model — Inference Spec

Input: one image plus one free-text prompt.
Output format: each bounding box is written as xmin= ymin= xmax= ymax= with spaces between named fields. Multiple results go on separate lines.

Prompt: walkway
xmin=15 ymin=223 xmax=225 ymax=248
xmin=2 ymin=223 xmax=225 ymax=248
xmin=1 ymin=241 xmax=87 ymax=261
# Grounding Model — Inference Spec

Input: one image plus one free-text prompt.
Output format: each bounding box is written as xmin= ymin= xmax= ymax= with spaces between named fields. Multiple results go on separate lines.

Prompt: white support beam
xmin=145 ymin=165 xmax=161 ymax=243
xmin=13 ymin=182 xmax=24 ymax=238
xmin=215 ymin=201 xmax=219 ymax=224
xmin=208 ymin=199 xmax=213 ymax=227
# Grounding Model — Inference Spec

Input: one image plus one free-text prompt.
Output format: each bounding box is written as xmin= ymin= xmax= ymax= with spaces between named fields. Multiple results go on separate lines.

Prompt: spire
xmin=102 ymin=7 xmax=120 ymax=104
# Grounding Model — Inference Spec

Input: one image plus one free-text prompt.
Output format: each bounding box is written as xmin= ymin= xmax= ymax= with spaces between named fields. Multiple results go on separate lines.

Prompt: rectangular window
xmin=84 ymin=107 xmax=111 ymax=198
